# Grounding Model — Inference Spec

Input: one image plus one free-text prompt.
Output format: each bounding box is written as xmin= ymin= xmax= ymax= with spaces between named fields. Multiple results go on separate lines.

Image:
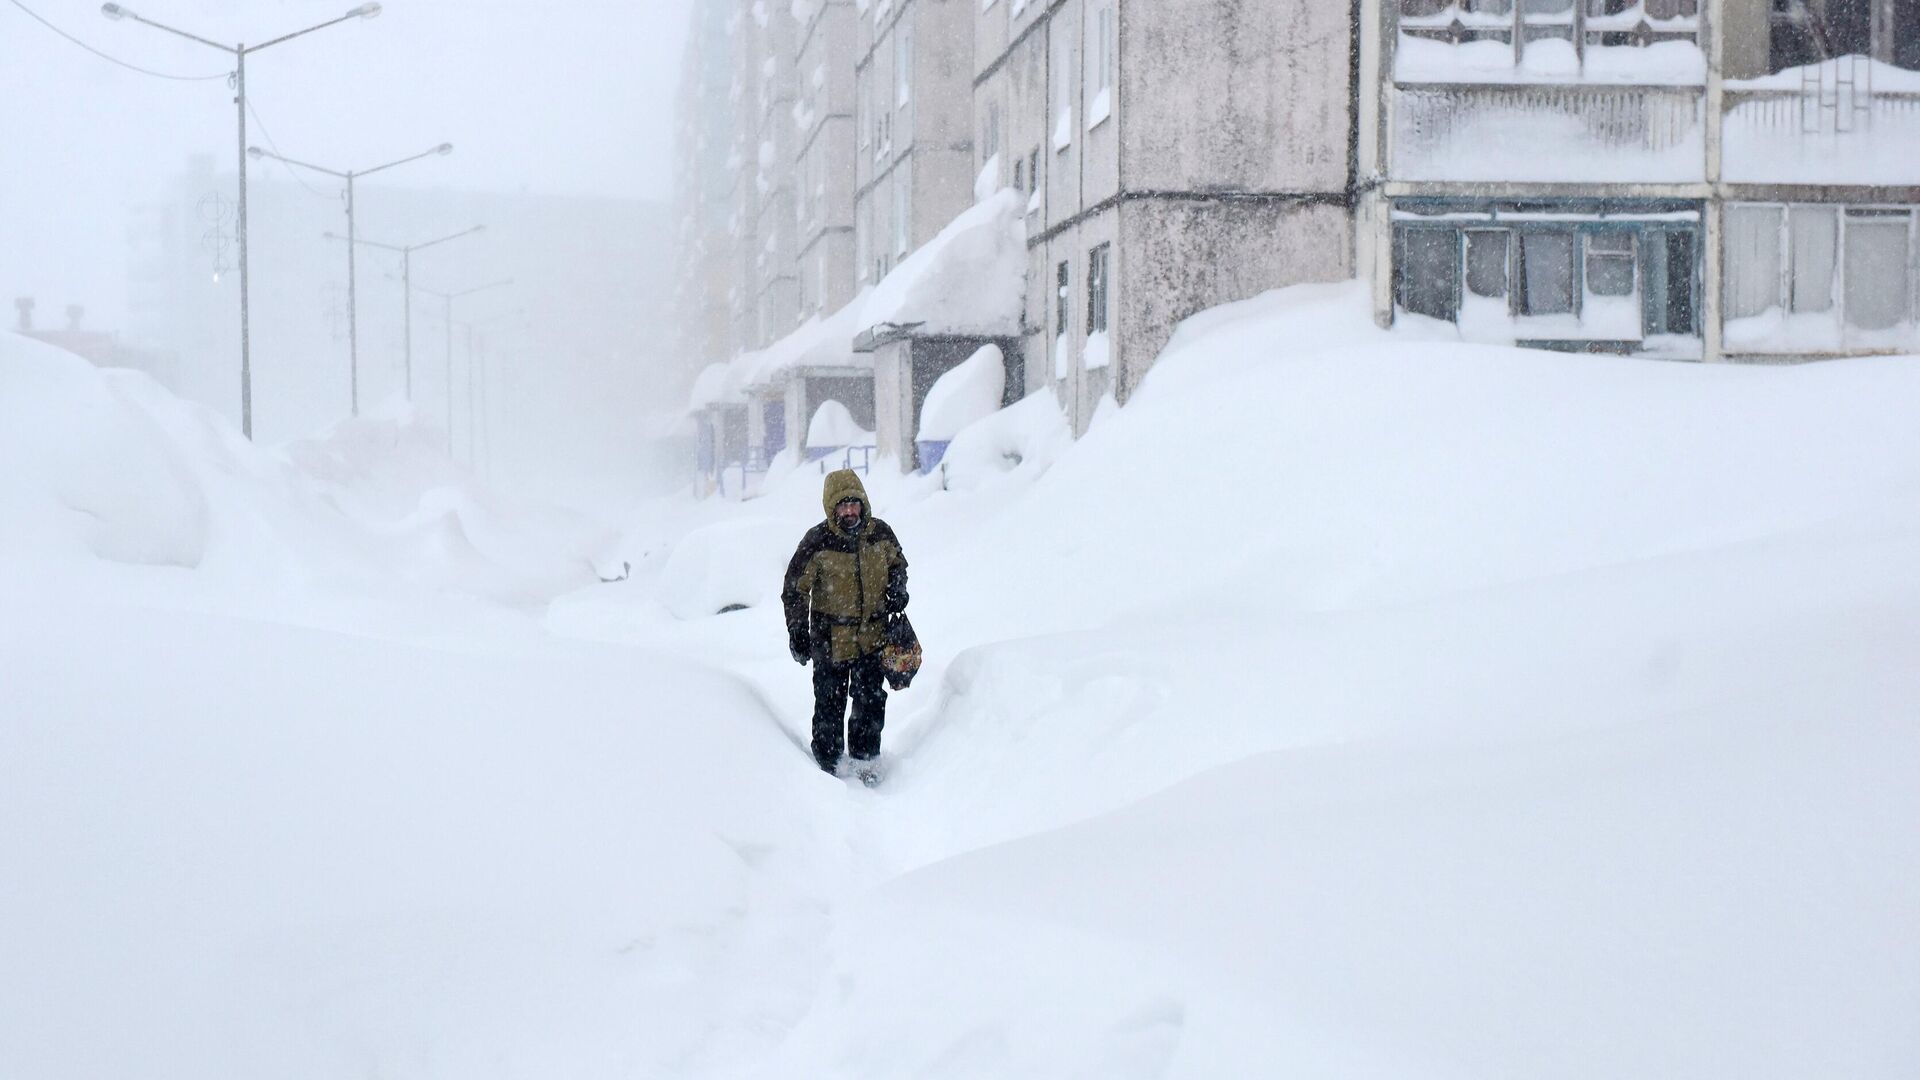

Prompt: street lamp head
xmin=351 ymin=3 xmax=382 ymax=18
xmin=100 ymin=3 xmax=127 ymax=19
xmin=322 ymin=231 xmax=342 ymax=241
xmin=246 ymin=146 xmax=266 ymax=160
xmin=436 ymin=143 xmax=454 ymax=156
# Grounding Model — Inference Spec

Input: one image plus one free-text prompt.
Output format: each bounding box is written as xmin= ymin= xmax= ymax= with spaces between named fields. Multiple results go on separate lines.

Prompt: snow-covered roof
xmin=687 ymin=362 xmax=741 ymax=413
xmin=730 ymin=288 xmax=876 ymax=391
xmin=860 ymin=188 xmax=1027 ymax=338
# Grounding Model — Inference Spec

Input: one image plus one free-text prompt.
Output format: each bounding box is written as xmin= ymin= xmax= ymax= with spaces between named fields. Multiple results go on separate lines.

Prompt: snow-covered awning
xmin=730 ymin=287 xmax=876 ymax=392
xmin=859 ymin=188 xmax=1027 ymax=339
xmin=687 ymin=362 xmax=742 ymax=414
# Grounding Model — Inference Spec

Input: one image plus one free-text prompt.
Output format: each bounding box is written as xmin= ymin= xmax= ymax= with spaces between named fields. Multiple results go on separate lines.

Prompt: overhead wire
xmin=4 ymin=0 xmax=228 ymax=81
xmin=244 ymin=96 xmax=340 ymax=202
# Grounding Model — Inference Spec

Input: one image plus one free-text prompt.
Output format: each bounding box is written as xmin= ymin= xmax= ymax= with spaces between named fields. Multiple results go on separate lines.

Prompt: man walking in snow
xmin=782 ymin=469 xmax=910 ymax=775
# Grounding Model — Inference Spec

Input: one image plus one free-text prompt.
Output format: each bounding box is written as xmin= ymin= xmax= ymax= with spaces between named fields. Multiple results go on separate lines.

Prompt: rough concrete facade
xmin=793 ymin=1 xmax=860 ymax=321
xmin=1370 ymin=0 xmax=1920 ymax=363
xmin=855 ymin=0 xmax=977 ymax=287
xmin=979 ymin=0 xmax=1357 ymax=433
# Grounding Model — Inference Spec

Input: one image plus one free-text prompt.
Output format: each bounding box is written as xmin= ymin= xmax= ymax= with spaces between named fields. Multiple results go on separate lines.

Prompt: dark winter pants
xmin=812 ymin=651 xmax=886 ymax=768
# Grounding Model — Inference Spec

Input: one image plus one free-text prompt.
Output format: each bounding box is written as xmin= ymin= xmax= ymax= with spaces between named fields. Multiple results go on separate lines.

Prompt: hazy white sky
xmin=2 ymin=0 xmax=694 ymax=328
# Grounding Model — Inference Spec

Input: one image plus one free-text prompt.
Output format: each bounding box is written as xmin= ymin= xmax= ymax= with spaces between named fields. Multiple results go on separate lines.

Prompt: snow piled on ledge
xmin=860 ymin=187 xmax=1027 ymax=336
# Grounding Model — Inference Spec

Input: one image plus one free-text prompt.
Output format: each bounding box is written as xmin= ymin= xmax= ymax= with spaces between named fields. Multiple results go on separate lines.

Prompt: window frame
xmin=1725 ymin=202 xmax=1919 ymax=341
xmin=1055 ymin=259 xmax=1072 ymax=341
xmin=1087 ymin=242 xmax=1111 ymax=334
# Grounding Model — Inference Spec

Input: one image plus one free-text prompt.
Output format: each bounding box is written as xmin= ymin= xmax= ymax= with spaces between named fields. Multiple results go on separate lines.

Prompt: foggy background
xmin=2 ymin=0 xmax=695 ymax=507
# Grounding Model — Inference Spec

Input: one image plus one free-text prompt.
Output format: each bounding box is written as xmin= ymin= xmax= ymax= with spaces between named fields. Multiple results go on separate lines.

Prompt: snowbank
xmin=0 ymin=331 xmax=607 ymax=606
xmin=657 ymin=516 xmax=797 ymax=619
xmin=805 ymin=399 xmax=871 ymax=448
xmin=14 ymin=278 xmax=1920 ymax=1080
xmin=0 ymin=333 xmax=210 ymax=567
xmin=926 ymin=384 xmax=1073 ymax=492
xmin=576 ymin=277 xmax=1920 ymax=1077
xmin=860 ymin=188 xmax=1026 ymax=335
xmin=915 ymin=344 xmax=1005 ymax=441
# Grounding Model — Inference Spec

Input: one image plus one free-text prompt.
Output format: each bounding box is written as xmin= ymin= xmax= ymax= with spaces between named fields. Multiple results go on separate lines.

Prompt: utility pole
xmin=249 ymin=143 xmax=454 ymax=415
xmin=416 ymin=280 xmax=513 ymax=454
xmin=103 ymin=1 xmax=384 ymax=438
xmin=326 ymin=225 xmax=484 ymax=400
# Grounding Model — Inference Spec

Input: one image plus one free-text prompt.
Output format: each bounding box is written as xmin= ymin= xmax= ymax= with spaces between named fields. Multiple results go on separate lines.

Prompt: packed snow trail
xmin=8 ymin=284 xmax=1920 ymax=1078
xmin=560 ymin=283 xmax=1920 ymax=1077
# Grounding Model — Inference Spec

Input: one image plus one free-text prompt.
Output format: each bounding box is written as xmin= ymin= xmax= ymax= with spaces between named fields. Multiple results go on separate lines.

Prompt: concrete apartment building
xmin=974 ymin=0 xmax=1358 ymax=433
xmin=677 ymin=0 xmax=1920 ymax=492
xmin=670 ymin=0 xmax=738 ymax=386
xmin=854 ymin=0 xmax=979 ymax=287
xmin=1368 ymin=0 xmax=1920 ymax=361
xmin=794 ymin=0 xmax=861 ymax=322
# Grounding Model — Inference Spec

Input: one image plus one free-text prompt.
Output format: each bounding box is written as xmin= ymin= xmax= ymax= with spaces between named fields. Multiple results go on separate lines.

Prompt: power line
xmin=244 ymin=96 xmax=339 ymax=201
xmin=4 ymin=0 xmax=227 ymax=81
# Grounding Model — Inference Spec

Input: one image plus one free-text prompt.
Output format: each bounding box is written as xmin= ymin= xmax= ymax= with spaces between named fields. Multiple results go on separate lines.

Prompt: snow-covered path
xmin=6 ymin=285 xmax=1920 ymax=1078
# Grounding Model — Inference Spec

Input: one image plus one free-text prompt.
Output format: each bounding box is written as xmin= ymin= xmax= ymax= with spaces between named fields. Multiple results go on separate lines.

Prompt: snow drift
xmin=9 ymin=279 xmax=1920 ymax=1079
xmin=0 ymin=330 xmax=609 ymax=606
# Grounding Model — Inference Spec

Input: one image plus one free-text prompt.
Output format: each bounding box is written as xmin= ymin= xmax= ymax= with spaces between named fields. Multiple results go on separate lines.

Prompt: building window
xmin=1465 ymin=229 xmax=1510 ymax=300
xmin=1395 ymin=209 xmax=1699 ymax=339
xmin=983 ymin=101 xmax=1001 ymax=164
xmin=895 ymin=22 xmax=913 ymax=107
xmin=1517 ymin=232 xmax=1577 ymax=316
xmin=1398 ymin=0 xmax=1703 ymax=66
xmin=1013 ymin=156 xmax=1025 ymax=192
xmin=1765 ymin=0 xmax=1910 ymax=74
xmin=856 ymin=206 xmax=870 ymax=282
xmin=1054 ymin=259 xmax=1072 ymax=380
xmin=1790 ymin=207 xmax=1838 ymax=314
xmin=1397 ymin=228 xmax=1459 ymax=321
xmin=1088 ymin=3 xmax=1115 ymax=129
xmin=1052 ymin=30 xmax=1074 ymax=151
xmin=857 ymin=72 xmax=870 ymax=150
xmin=1056 ymin=259 xmax=1072 ymax=338
xmin=1844 ymin=211 xmax=1914 ymax=331
xmin=1584 ymin=231 xmax=1637 ymax=297
xmin=1725 ymin=205 xmax=1784 ymax=319
xmin=892 ymin=159 xmax=912 ymax=257
xmin=1725 ymin=203 xmax=1917 ymax=341
xmin=1087 ymin=243 xmax=1110 ymax=333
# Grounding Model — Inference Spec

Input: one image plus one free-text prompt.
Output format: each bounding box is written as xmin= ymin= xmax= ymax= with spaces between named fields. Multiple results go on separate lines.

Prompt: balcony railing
xmin=1722 ymin=58 xmax=1920 ymax=185
xmin=1393 ymin=82 xmax=1706 ymax=182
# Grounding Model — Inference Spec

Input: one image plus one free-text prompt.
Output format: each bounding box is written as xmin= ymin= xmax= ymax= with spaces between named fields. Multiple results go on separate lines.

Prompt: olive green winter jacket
xmin=782 ymin=470 xmax=909 ymax=664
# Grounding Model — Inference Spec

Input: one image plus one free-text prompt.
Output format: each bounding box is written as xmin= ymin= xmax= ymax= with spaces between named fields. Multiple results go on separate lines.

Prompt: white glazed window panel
xmin=1844 ymin=217 xmax=1913 ymax=332
xmin=1724 ymin=205 xmax=1784 ymax=320
xmin=1789 ymin=207 xmax=1839 ymax=315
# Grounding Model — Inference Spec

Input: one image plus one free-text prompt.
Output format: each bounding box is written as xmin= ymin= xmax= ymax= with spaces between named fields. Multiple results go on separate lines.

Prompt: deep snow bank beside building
xmin=584 ymin=281 xmax=1920 ymax=1077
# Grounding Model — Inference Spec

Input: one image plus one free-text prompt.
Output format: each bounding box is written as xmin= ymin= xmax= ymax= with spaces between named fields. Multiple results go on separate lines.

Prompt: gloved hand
xmin=789 ymin=632 xmax=811 ymax=665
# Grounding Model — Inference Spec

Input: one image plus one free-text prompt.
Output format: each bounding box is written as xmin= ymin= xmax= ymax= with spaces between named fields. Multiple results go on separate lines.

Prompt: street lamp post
xmin=248 ymin=143 xmax=453 ymax=417
xmin=324 ymin=225 xmax=484 ymax=400
xmin=417 ymin=279 xmax=512 ymax=454
xmin=103 ymin=1 xmax=384 ymax=440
